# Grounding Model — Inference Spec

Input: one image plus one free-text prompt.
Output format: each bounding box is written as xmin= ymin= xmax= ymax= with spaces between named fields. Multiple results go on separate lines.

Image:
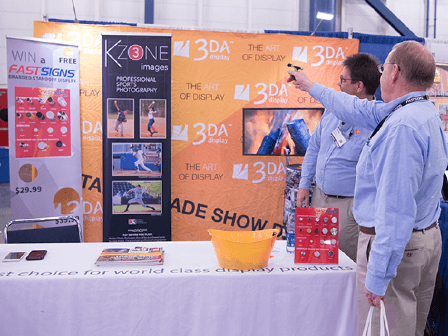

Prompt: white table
xmin=0 ymin=241 xmax=357 ymax=336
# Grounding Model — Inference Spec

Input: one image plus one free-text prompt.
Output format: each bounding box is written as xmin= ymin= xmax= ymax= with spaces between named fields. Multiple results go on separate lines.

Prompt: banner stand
xmin=102 ymin=33 xmax=172 ymax=242
xmin=7 ymin=36 xmax=83 ymax=229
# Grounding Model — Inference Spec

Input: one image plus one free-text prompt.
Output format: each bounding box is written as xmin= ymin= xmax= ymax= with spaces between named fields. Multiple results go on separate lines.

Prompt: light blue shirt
xmin=310 ymin=83 xmax=448 ymax=295
xmin=299 ymin=110 xmax=370 ymax=196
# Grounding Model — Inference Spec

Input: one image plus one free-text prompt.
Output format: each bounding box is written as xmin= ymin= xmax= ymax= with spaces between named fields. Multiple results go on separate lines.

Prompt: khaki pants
xmin=357 ymin=226 xmax=442 ymax=336
xmin=310 ymin=187 xmax=358 ymax=262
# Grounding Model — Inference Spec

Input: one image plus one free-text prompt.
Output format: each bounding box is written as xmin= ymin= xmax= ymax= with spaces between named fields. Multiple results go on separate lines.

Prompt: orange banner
xmin=34 ymin=22 xmax=359 ymax=241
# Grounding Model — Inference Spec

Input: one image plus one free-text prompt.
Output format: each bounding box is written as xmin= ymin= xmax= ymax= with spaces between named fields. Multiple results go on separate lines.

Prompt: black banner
xmin=102 ymin=33 xmax=171 ymax=242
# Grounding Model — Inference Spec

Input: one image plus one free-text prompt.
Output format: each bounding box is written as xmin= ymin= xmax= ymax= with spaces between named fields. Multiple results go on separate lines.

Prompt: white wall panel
xmin=252 ymin=0 xmax=295 ymax=9
xmin=101 ymin=0 xmax=144 ymax=23
xmin=203 ymin=7 xmax=247 ymax=24
xmin=386 ymin=1 xmax=425 ymax=37
xmin=0 ymin=12 xmax=38 ymax=32
xmin=207 ymin=0 xmax=247 ymax=9
xmin=435 ymin=2 xmax=448 ymax=40
xmin=155 ymin=0 xmax=194 ymax=5
xmin=2 ymin=0 xmax=41 ymax=13
xmin=341 ymin=0 xmax=392 ymax=36
xmin=155 ymin=3 xmax=198 ymax=25
xmin=251 ymin=8 xmax=296 ymax=31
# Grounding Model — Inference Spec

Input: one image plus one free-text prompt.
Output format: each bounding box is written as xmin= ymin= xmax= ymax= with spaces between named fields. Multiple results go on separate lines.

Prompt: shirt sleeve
xmin=309 ymin=83 xmax=388 ymax=130
xmin=365 ymin=124 xmax=425 ymax=295
xmin=298 ymin=112 xmax=324 ymax=190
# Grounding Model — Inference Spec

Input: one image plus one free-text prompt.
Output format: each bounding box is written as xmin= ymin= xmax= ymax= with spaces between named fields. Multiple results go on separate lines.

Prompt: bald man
xmin=288 ymin=41 xmax=448 ymax=336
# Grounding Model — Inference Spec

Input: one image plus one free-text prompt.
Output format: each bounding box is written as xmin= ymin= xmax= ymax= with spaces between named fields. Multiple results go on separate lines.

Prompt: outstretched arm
xmin=287 ymin=70 xmax=314 ymax=92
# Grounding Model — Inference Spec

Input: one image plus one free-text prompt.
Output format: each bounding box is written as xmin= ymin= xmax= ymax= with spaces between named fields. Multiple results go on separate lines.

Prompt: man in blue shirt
xmin=288 ymin=41 xmax=447 ymax=336
xmin=297 ymin=53 xmax=381 ymax=262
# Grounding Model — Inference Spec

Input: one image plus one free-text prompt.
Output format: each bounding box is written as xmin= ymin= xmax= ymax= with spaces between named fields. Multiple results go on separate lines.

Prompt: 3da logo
xmin=232 ymin=162 xmax=286 ymax=183
xmin=292 ymin=45 xmax=347 ymax=67
xmin=194 ymin=39 xmax=231 ymax=61
xmin=173 ymin=39 xmax=232 ymax=61
xmin=292 ymin=47 xmax=308 ymax=63
xmin=234 ymin=85 xmax=250 ymax=101
xmin=172 ymin=123 xmax=229 ymax=145
xmin=173 ymin=40 xmax=190 ymax=58
xmin=172 ymin=125 xmax=189 ymax=141
xmin=234 ymin=83 xmax=288 ymax=104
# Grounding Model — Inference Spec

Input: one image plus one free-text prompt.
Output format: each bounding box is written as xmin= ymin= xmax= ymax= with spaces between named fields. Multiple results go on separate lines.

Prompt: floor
xmin=0 ymin=181 xmax=11 ymax=243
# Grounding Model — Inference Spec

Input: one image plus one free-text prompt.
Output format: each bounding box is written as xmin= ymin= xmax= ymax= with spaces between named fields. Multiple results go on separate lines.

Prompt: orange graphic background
xmin=34 ymin=22 xmax=358 ymax=241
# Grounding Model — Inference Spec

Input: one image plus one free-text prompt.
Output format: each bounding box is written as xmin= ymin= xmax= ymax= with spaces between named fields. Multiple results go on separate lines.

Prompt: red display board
xmin=295 ymin=207 xmax=339 ymax=264
xmin=14 ymin=87 xmax=71 ymax=158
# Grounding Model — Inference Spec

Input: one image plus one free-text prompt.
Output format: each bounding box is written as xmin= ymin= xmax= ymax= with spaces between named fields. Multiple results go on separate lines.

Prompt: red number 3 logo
xmin=128 ymin=45 xmax=143 ymax=60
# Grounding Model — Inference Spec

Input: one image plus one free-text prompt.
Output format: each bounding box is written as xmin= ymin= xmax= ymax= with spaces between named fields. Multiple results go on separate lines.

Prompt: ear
xmin=390 ymin=64 xmax=400 ymax=83
xmin=356 ymin=81 xmax=365 ymax=94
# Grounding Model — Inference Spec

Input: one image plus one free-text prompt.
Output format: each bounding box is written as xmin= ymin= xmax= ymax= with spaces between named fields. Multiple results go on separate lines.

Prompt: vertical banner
xmin=102 ymin=33 xmax=172 ymax=242
xmin=6 ymin=37 xmax=83 ymax=226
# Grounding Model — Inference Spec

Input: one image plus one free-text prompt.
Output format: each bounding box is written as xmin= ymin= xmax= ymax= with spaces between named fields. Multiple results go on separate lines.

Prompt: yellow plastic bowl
xmin=208 ymin=228 xmax=279 ymax=270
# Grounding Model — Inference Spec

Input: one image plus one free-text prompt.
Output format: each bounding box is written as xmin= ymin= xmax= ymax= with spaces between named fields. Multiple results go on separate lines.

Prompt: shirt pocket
xmin=344 ymin=132 xmax=369 ymax=162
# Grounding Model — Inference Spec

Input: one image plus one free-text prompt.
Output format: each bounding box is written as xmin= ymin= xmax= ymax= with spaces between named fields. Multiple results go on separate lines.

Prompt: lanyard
xmin=368 ymin=95 xmax=429 ymax=141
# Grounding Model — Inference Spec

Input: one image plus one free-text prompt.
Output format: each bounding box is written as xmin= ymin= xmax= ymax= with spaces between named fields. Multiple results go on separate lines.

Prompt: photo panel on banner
xmin=102 ymin=33 xmax=171 ymax=242
xmin=242 ymin=108 xmax=325 ymax=156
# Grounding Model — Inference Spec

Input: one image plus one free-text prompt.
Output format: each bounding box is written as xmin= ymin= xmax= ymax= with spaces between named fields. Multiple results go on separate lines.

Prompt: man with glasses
xmin=288 ymin=41 xmax=447 ymax=336
xmin=296 ymin=52 xmax=381 ymax=262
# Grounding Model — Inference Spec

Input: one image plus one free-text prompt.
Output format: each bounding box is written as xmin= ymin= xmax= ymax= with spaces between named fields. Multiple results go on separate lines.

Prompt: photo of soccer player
xmin=112 ymin=142 xmax=162 ymax=177
xmin=112 ymin=181 xmax=162 ymax=215
xmin=140 ymin=99 xmax=166 ymax=139
xmin=107 ymin=98 xmax=134 ymax=138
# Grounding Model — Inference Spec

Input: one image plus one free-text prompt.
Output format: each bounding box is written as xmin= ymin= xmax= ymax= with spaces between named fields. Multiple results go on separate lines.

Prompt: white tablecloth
xmin=0 ymin=241 xmax=357 ymax=336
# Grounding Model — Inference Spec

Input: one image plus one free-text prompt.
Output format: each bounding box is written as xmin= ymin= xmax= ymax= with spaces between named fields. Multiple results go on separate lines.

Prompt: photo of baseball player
xmin=124 ymin=184 xmax=154 ymax=212
xmin=107 ymin=98 xmax=134 ymax=138
xmin=112 ymin=143 xmax=162 ymax=177
xmin=112 ymin=181 xmax=162 ymax=215
xmin=133 ymin=145 xmax=152 ymax=174
xmin=147 ymin=101 xmax=158 ymax=136
xmin=140 ymin=99 xmax=166 ymax=139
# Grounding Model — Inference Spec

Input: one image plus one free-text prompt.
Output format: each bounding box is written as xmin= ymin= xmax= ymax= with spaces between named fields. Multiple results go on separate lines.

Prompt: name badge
xmin=331 ymin=128 xmax=346 ymax=147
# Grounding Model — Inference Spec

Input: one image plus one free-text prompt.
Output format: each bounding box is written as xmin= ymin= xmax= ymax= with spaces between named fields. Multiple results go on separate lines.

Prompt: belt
xmin=360 ymin=221 xmax=438 ymax=235
xmin=325 ymin=194 xmax=352 ymax=199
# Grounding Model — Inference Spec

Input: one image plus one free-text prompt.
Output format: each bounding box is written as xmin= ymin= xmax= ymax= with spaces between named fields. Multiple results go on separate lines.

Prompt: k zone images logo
xmin=173 ymin=39 xmax=231 ymax=61
xmin=292 ymin=45 xmax=347 ymax=67
xmin=104 ymin=39 xmax=169 ymax=68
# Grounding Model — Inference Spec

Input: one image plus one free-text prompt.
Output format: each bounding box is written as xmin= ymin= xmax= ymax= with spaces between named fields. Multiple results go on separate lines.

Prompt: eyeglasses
xmin=339 ymin=76 xmax=358 ymax=84
xmin=378 ymin=63 xmax=401 ymax=73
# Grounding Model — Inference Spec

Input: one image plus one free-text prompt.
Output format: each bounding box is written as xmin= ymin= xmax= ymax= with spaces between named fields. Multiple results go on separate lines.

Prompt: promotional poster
xmin=34 ymin=22 xmax=359 ymax=241
xmin=102 ymin=33 xmax=171 ymax=242
xmin=7 ymin=37 xmax=83 ymax=227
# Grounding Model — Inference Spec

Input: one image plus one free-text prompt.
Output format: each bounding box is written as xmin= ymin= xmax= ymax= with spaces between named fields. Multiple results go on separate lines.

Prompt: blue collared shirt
xmin=310 ymin=83 xmax=448 ymax=295
xmin=299 ymin=110 xmax=370 ymax=196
